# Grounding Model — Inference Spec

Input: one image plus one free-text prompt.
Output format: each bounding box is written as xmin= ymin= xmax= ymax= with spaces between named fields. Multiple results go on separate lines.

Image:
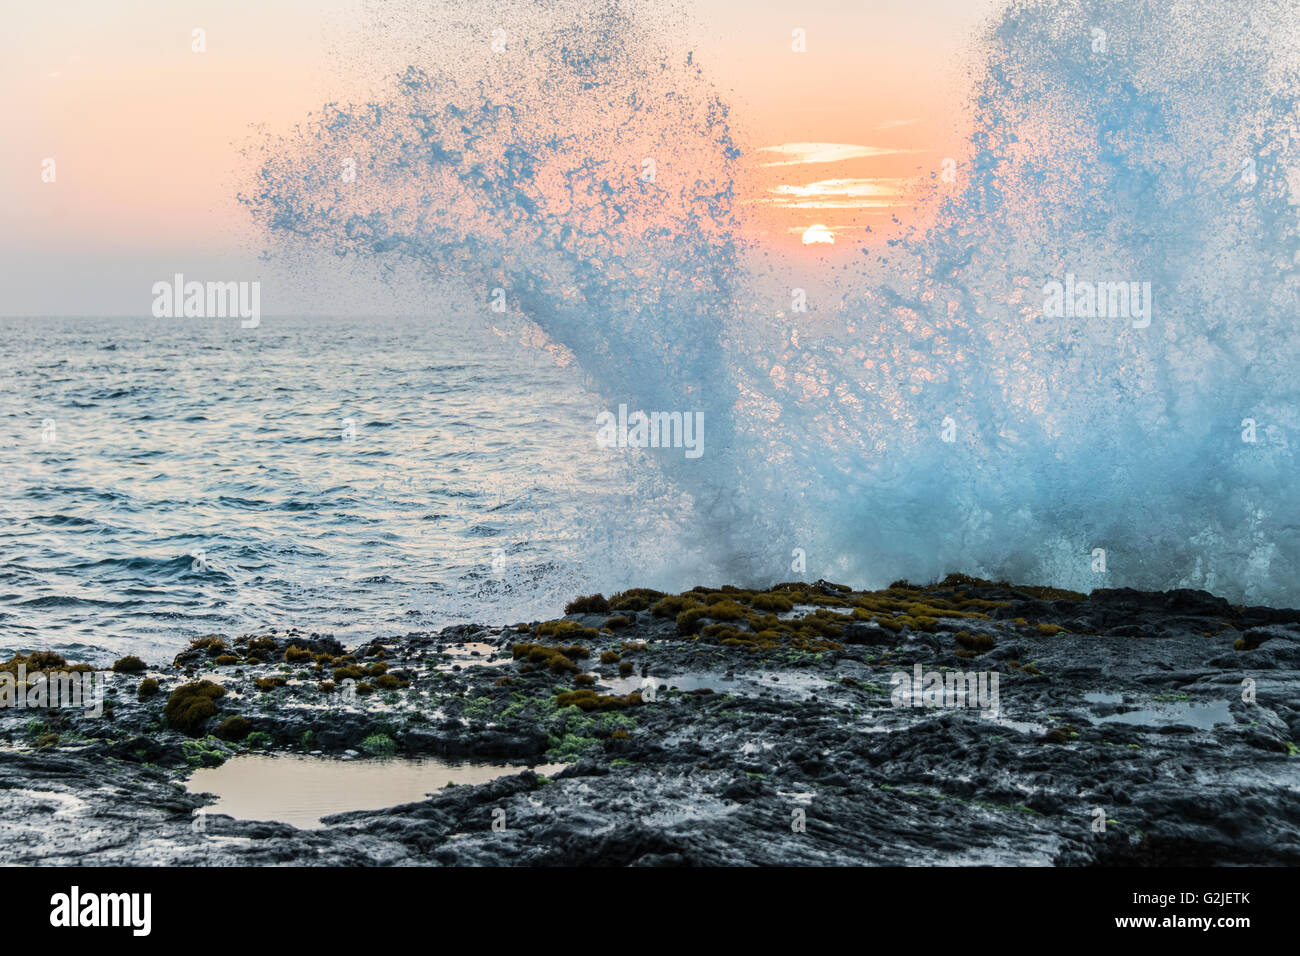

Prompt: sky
xmin=1 ymin=0 xmax=1000 ymax=315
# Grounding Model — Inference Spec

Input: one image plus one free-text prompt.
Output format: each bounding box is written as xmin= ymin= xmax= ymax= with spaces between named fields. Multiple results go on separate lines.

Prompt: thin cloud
xmin=757 ymin=178 xmax=908 ymax=208
xmin=771 ymin=200 xmax=901 ymax=210
xmin=770 ymin=179 xmax=903 ymax=199
xmin=755 ymin=143 xmax=916 ymax=167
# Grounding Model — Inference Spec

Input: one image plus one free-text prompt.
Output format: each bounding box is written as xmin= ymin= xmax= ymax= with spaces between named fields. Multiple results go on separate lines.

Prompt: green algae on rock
xmin=3 ymin=578 xmax=1299 ymax=866
xmin=164 ymin=680 xmax=227 ymax=736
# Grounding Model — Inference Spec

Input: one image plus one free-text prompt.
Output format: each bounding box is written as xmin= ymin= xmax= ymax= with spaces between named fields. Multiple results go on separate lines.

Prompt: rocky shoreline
xmin=3 ymin=575 xmax=1299 ymax=865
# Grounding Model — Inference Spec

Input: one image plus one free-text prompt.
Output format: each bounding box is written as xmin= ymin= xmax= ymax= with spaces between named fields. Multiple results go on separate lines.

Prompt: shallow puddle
xmin=779 ymin=604 xmax=854 ymax=620
xmin=433 ymin=642 xmax=508 ymax=670
xmin=188 ymin=754 xmax=564 ymax=830
xmin=1097 ymin=699 xmax=1232 ymax=729
xmin=1083 ymin=691 xmax=1123 ymax=704
xmin=989 ymin=717 xmax=1048 ymax=735
xmin=601 ymin=670 xmax=831 ymax=698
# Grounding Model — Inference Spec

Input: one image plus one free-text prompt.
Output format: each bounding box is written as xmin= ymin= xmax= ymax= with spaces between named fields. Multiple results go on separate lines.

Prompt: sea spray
xmin=244 ymin=0 xmax=1300 ymax=604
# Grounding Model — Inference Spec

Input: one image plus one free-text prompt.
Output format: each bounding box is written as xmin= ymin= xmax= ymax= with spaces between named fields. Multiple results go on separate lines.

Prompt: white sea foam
xmin=243 ymin=0 xmax=1300 ymax=605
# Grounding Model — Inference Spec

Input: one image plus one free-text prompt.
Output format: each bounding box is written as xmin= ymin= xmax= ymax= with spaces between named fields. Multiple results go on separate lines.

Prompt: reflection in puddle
xmin=188 ymin=754 xmax=564 ymax=830
xmin=600 ymin=671 xmax=831 ymax=698
xmin=989 ymin=717 xmax=1048 ymax=736
xmin=778 ymin=604 xmax=854 ymax=620
xmin=1084 ymin=691 xmax=1123 ymax=704
xmin=1097 ymin=699 xmax=1232 ymax=729
xmin=431 ymin=642 xmax=509 ymax=672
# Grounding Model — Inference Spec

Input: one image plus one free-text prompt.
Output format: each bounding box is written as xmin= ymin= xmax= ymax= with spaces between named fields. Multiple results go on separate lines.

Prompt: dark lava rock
xmin=3 ymin=579 xmax=1299 ymax=865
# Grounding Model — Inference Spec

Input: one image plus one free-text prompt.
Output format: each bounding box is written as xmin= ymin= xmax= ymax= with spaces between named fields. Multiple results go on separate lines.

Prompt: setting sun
xmin=801 ymin=223 xmax=836 ymax=245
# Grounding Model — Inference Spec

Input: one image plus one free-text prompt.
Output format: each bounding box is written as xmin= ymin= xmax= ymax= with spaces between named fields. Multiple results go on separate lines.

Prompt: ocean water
xmin=0 ymin=315 xmax=678 ymax=661
xmin=6 ymin=0 xmax=1300 ymax=661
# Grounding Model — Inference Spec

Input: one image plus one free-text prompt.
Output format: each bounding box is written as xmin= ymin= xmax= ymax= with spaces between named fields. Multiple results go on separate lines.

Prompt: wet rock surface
xmin=2 ymin=576 xmax=1299 ymax=865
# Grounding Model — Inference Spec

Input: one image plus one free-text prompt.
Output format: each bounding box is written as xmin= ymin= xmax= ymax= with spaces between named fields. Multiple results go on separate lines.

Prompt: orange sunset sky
xmin=2 ymin=0 xmax=999 ymax=315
